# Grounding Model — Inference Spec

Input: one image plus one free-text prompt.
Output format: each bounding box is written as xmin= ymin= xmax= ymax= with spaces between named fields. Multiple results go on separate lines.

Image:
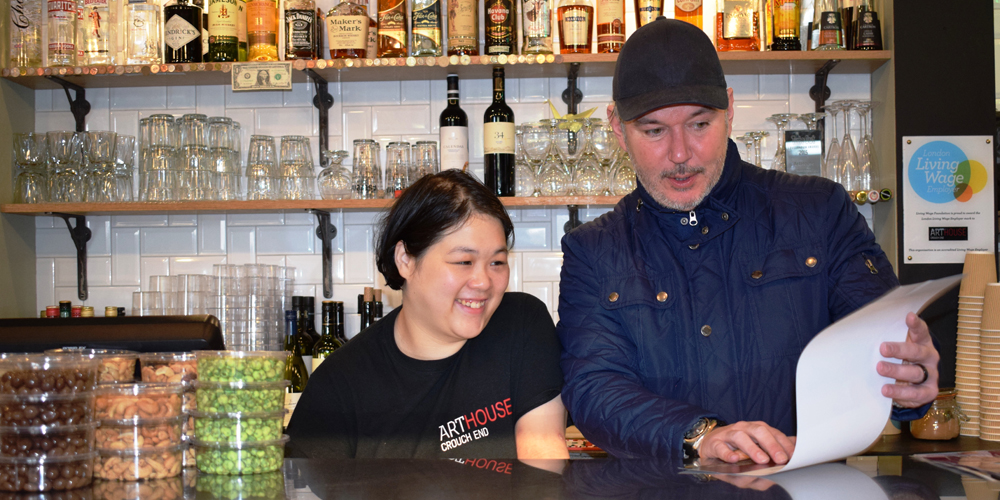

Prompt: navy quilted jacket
xmin=557 ymin=140 xmax=923 ymax=459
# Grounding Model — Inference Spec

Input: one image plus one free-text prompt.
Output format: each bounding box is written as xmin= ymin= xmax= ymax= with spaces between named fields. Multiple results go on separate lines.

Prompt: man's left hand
xmin=877 ymin=312 xmax=939 ymax=408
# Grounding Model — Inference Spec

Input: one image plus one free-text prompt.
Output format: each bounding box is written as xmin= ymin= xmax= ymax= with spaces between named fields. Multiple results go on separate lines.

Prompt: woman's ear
xmin=394 ymin=241 xmax=415 ymax=280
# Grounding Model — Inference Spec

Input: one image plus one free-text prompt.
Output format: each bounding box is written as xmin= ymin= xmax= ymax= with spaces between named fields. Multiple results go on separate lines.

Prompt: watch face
xmin=685 ymin=418 xmax=709 ymax=439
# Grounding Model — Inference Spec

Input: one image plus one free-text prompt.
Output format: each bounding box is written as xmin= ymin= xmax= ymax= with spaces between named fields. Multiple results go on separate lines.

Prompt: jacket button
xmin=751 ymin=270 xmax=763 ymax=279
xmin=805 ymin=257 xmax=818 ymax=267
xmin=680 ymin=218 xmax=689 ymax=225
xmin=689 ymin=243 xmax=699 ymax=250
xmin=656 ymin=291 xmax=668 ymax=302
xmin=636 ymin=199 xmax=643 ymax=212
xmin=721 ymin=213 xmax=730 ymax=221
xmin=701 ymin=226 xmax=709 ymax=235
xmin=608 ymin=292 xmax=619 ymax=302
xmin=700 ymin=325 xmax=712 ymax=337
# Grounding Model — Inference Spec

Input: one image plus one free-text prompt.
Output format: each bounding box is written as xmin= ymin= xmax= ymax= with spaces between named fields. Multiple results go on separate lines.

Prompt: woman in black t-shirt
xmin=286 ymin=171 xmax=569 ymax=459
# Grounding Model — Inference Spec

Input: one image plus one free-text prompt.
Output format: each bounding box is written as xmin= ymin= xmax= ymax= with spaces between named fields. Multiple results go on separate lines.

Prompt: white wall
xmin=32 ymin=71 xmax=872 ymax=329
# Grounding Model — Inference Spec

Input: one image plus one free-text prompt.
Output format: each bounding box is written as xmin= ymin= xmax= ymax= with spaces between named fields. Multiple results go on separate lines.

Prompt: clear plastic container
xmin=0 ymin=392 xmax=96 ymax=427
xmin=94 ymin=443 xmax=186 ymax=481
xmin=95 ymin=383 xmax=185 ymax=421
xmin=45 ymin=348 xmax=138 ymax=384
xmin=191 ymin=411 xmax=284 ymax=443
xmin=193 ymin=381 xmax=289 ymax=414
xmin=195 ymin=351 xmax=288 ymax=383
xmin=0 ymin=451 xmax=96 ymax=492
xmin=95 ymin=416 xmax=186 ymax=450
xmin=92 ymin=475 xmax=184 ymax=500
xmin=138 ymin=353 xmax=198 ymax=385
xmin=0 ymin=423 xmax=97 ymax=458
xmin=191 ymin=435 xmax=288 ymax=475
xmin=194 ymin=470 xmax=285 ymax=499
xmin=0 ymin=355 xmax=100 ymax=395
xmin=911 ymin=388 xmax=967 ymax=440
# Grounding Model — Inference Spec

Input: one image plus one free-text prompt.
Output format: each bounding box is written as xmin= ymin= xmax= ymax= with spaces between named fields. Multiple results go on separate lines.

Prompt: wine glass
xmin=737 ymin=133 xmax=756 ymax=165
xmin=838 ymin=100 xmax=861 ymax=192
xmin=855 ymin=101 xmax=878 ymax=191
xmin=514 ymin=126 xmax=537 ymax=197
xmin=610 ymin=152 xmax=637 ymax=195
xmin=318 ymin=150 xmax=352 ymax=200
xmin=765 ymin=114 xmax=797 ymax=173
xmin=822 ymin=102 xmax=842 ymax=183
xmin=519 ymin=122 xmax=553 ymax=170
xmin=750 ymin=131 xmax=768 ymax=168
xmin=797 ymin=113 xmax=825 ymax=131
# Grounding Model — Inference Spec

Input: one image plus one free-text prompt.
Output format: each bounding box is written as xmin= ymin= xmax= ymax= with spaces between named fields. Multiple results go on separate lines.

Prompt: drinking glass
xmin=246 ymin=135 xmax=277 ymax=200
xmin=822 ymin=102 xmax=842 ymax=183
xmin=737 ymin=133 xmax=756 ymax=165
xmin=765 ymin=114 xmax=796 ymax=173
xmin=589 ymin=119 xmax=619 ymax=168
xmin=113 ymin=135 xmax=136 ymax=202
xmin=384 ymin=142 xmax=410 ymax=198
xmin=838 ymin=100 xmax=861 ymax=192
xmin=279 ymin=136 xmax=315 ymax=200
xmin=573 ymin=122 xmax=605 ymax=196
xmin=317 ymin=150 xmax=352 ymax=200
xmin=514 ymin=129 xmax=536 ymax=197
xmin=177 ymin=114 xmax=212 ymax=201
xmin=552 ymin=119 xmax=588 ymax=172
xmin=411 ymin=141 xmax=438 ymax=180
xmin=46 ymin=131 xmax=83 ymax=202
xmin=857 ymin=101 xmax=879 ymax=190
xmin=797 ymin=113 xmax=825 ymax=131
xmin=84 ymin=131 xmax=117 ymax=202
xmin=519 ymin=122 xmax=553 ymax=168
xmin=208 ymin=117 xmax=241 ymax=200
xmin=13 ymin=133 xmax=48 ymax=203
xmin=132 ymin=291 xmax=164 ymax=316
xmin=536 ymin=152 xmax=569 ymax=196
xmin=140 ymin=114 xmax=178 ymax=201
xmin=750 ymin=131 xmax=768 ymax=168
xmin=610 ymin=152 xmax=637 ymax=195
xmin=352 ymin=139 xmax=381 ymax=199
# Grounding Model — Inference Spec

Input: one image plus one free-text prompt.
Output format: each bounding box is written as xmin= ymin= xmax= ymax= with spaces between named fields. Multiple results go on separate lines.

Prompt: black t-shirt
xmin=286 ymin=292 xmax=563 ymax=459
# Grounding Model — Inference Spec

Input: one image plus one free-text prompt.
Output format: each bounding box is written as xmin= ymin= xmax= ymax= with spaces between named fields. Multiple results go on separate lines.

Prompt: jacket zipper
xmin=688 ymin=211 xmax=698 ymax=226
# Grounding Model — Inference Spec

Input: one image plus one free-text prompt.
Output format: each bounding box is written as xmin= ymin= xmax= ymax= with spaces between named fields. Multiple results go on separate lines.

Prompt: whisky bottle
xmin=715 ymin=0 xmax=759 ymax=52
xmin=410 ymin=0 xmax=441 ymax=56
xmin=675 ymin=0 xmax=701 ymax=29
xmin=164 ymin=0 xmax=203 ymax=63
xmin=236 ymin=0 xmax=246 ymax=59
xmin=521 ymin=0 xmax=552 ymax=54
xmin=770 ymin=0 xmax=799 ymax=51
xmin=367 ymin=8 xmax=378 ymax=58
xmin=207 ymin=0 xmax=239 ymax=61
xmin=377 ymin=0 xmax=406 ymax=56
xmin=327 ymin=0 xmax=368 ymax=58
xmin=557 ymin=0 xmax=593 ymax=54
xmin=484 ymin=0 xmax=515 ymax=55
xmin=446 ymin=0 xmax=478 ymax=55
xmin=595 ymin=0 xmax=623 ymax=53
xmin=285 ymin=0 xmax=317 ymax=59
xmin=632 ymin=0 xmax=661 ymax=28
xmin=246 ymin=0 xmax=278 ymax=60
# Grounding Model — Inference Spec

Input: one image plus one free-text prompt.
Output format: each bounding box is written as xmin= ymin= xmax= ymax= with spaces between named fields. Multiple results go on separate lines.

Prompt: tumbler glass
xmin=84 ymin=131 xmax=117 ymax=202
xmin=13 ymin=133 xmax=48 ymax=203
xmin=177 ymin=114 xmax=212 ymax=201
xmin=384 ymin=142 xmax=410 ymax=198
xmin=352 ymin=139 xmax=381 ymax=200
xmin=246 ymin=135 xmax=277 ymax=200
xmin=46 ymin=131 xmax=83 ymax=202
xmin=132 ymin=291 xmax=164 ymax=316
xmin=278 ymin=136 xmax=315 ymax=200
xmin=208 ymin=117 xmax=241 ymax=200
xmin=113 ymin=135 xmax=136 ymax=202
xmin=141 ymin=114 xmax=179 ymax=201
xmin=411 ymin=141 xmax=439 ymax=180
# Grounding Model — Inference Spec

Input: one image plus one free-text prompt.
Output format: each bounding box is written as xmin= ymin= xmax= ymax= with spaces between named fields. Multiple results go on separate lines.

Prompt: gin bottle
xmin=125 ymin=0 xmax=162 ymax=63
xmin=81 ymin=0 xmax=113 ymax=64
xmin=10 ymin=0 xmax=44 ymax=67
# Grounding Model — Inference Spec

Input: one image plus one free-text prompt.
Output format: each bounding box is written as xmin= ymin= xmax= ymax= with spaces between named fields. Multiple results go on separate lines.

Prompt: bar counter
xmin=14 ymin=431 xmax=994 ymax=499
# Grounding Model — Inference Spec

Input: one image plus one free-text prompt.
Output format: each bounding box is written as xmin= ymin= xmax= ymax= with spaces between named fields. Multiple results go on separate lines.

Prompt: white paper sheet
xmin=705 ymin=275 xmax=962 ymax=476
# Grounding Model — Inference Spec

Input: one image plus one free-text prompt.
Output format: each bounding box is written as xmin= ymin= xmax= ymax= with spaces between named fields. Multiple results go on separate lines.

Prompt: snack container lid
xmin=97 ymin=415 xmax=188 ymax=427
xmin=138 ymin=352 xmax=197 ymax=363
xmin=96 ymin=442 xmax=188 ymax=457
xmin=0 ymin=421 xmax=98 ymax=435
xmin=0 ymin=354 xmax=100 ymax=372
xmin=191 ymin=435 xmax=289 ymax=449
xmin=192 ymin=380 xmax=290 ymax=391
xmin=95 ymin=382 xmax=186 ymax=396
xmin=46 ymin=348 xmax=138 ymax=359
xmin=190 ymin=410 xmax=285 ymax=420
xmin=0 ymin=391 xmax=96 ymax=404
xmin=0 ymin=451 xmax=98 ymax=465
xmin=195 ymin=351 xmax=289 ymax=361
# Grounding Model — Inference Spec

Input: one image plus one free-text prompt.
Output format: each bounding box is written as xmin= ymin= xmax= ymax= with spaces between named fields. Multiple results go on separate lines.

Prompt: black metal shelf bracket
xmin=52 ymin=213 xmax=91 ymax=301
xmin=45 ymin=76 xmax=91 ymax=133
xmin=809 ymin=59 xmax=840 ymax=112
xmin=564 ymin=205 xmax=582 ymax=234
xmin=561 ymin=63 xmax=583 ymax=115
xmin=310 ymin=209 xmax=338 ymax=299
xmin=304 ymin=69 xmax=334 ymax=168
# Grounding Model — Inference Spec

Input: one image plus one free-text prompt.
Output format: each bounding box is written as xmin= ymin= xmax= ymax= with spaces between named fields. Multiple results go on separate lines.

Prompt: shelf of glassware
xmin=0 ymin=196 xmax=623 ymax=216
xmin=0 ymin=51 xmax=892 ymax=89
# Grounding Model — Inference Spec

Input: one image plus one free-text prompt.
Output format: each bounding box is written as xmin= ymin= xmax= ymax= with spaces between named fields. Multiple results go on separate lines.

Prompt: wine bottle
xmin=283 ymin=309 xmax=310 ymax=428
xmin=312 ymin=300 xmax=344 ymax=372
xmin=439 ymin=74 xmax=469 ymax=172
xmin=294 ymin=299 xmax=316 ymax=373
xmin=360 ymin=286 xmax=375 ymax=333
xmin=373 ymin=289 xmax=383 ymax=321
xmin=304 ymin=296 xmax=322 ymax=343
xmin=334 ymin=301 xmax=350 ymax=345
xmin=483 ymin=66 xmax=515 ymax=197
xmin=164 ymin=0 xmax=203 ymax=63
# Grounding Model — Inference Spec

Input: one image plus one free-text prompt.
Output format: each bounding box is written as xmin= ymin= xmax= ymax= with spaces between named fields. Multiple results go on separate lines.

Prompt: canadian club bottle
xmin=164 ymin=0 xmax=203 ymax=63
xmin=484 ymin=0 xmax=515 ymax=55
xmin=557 ymin=0 xmax=593 ymax=54
xmin=595 ymin=0 xmax=623 ymax=53
xmin=312 ymin=301 xmax=344 ymax=372
xmin=483 ymin=66 xmax=515 ymax=197
xmin=439 ymin=74 xmax=469 ymax=171
xmin=284 ymin=0 xmax=316 ymax=59
xmin=207 ymin=0 xmax=239 ymax=61
xmin=377 ymin=0 xmax=406 ymax=56
xmin=327 ymin=0 xmax=369 ymax=58
xmin=283 ymin=309 xmax=309 ymax=428
xmin=410 ymin=0 xmax=441 ymax=56
xmin=446 ymin=0 xmax=477 ymax=55
xmin=632 ymin=0 xmax=660 ymax=28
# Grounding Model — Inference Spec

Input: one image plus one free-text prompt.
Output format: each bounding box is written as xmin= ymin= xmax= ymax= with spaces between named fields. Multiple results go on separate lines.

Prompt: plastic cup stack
xmin=957 ymin=251 xmax=997 ymax=437
xmin=210 ymin=264 xmax=295 ymax=351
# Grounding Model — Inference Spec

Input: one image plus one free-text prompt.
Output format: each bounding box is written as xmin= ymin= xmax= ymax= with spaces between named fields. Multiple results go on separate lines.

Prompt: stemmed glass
xmin=553 ymin=119 xmax=589 ymax=193
xmin=855 ymin=101 xmax=878 ymax=191
xmin=750 ymin=131 xmax=768 ymax=168
xmin=737 ymin=133 xmax=756 ymax=165
xmin=765 ymin=114 xmax=797 ymax=172
xmin=519 ymin=122 xmax=553 ymax=171
xmin=797 ymin=113 xmax=825 ymax=131
xmin=535 ymin=119 xmax=570 ymax=196
xmin=610 ymin=152 xmax=636 ymax=195
xmin=514 ymin=126 xmax=536 ymax=197
xmin=572 ymin=121 xmax=605 ymax=196
xmin=837 ymin=100 xmax=861 ymax=192
xmin=822 ymin=102 xmax=842 ymax=183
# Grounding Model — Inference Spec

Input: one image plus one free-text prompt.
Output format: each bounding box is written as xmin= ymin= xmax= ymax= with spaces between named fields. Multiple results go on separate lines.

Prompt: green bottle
xmin=312 ymin=301 xmax=345 ymax=372
xmin=207 ymin=0 xmax=240 ymax=61
xmin=284 ymin=310 xmax=309 ymax=427
xmin=295 ymin=300 xmax=317 ymax=372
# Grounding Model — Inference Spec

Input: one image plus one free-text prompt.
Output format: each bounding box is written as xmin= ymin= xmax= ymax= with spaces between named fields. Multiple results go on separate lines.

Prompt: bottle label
xmin=209 ymin=0 xmax=238 ymax=38
xmin=312 ymin=354 xmax=325 ymax=372
xmin=237 ymin=0 xmax=247 ymax=43
xmin=596 ymin=0 xmax=623 ymax=43
xmin=561 ymin=7 xmax=590 ymax=46
xmin=83 ymin=0 xmax=110 ymax=56
xmin=723 ymin=0 xmax=754 ymax=39
xmin=521 ymin=0 xmax=550 ymax=38
xmin=675 ymin=0 xmax=700 ymax=12
xmin=411 ymin=0 xmax=441 ymax=52
xmin=856 ymin=11 xmax=880 ymax=48
xmin=327 ymin=15 xmax=367 ymax=50
xmin=773 ymin=0 xmax=798 ymax=38
xmin=284 ymin=392 xmax=301 ymax=427
xmin=484 ymin=122 xmax=515 ymax=155
xmin=302 ymin=354 xmax=313 ymax=375
xmin=447 ymin=0 xmax=477 ymax=44
xmin=285 ymin=9 xmax=314 ymax=50
xmin=11 ymin=0 xmax=41 ymax=32
xmin=247 ymin=0 xmax=276 ymax=32
xmin=634 ymin=0 xmax=661 ymax=26
xmin=485 ymin=0 xmax=513 ymax=52
xmin=378 ymin=0 xmax=406 ymax=47
xmin=165 ymin=13 xmax=201 ymax=50
xmin=818 ymin=10 xmax=841 ymax=46
xmin=440 ymin=126 xmax=469 ymax=170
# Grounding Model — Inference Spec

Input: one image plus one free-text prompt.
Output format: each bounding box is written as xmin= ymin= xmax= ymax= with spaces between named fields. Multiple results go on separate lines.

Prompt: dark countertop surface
xmin=21 ymin=431 xmax=1000 ymax=499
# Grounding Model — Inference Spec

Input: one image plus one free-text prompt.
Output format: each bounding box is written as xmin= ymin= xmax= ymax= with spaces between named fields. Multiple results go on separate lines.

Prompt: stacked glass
xmin=210 ymin=264 xmax=294 ymax=351
xmin=352 ymin=139 xmax=381 ymax=199
xmin=46 ymin=131 xmax=84 ymax=202
xmin=246 ymin=135 xmax=277 ymax=200
xmin=384 ymin=142 xmax=411 ymax=198
xmin=177 ymin=114 xmax=214 ymax=201
xmin=12 ymin=133 xmax=48 ymax=203
xmin=139 ymin=115 xmax=179 ymax=202
xmin=278 ymin=136 xmax=316 ymax=200
xmin=208 ymin=117 xmax=242 ymax=201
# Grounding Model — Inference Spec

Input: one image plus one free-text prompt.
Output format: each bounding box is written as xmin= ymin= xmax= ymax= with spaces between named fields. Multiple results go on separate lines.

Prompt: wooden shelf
xmin=1 ymin=51 xmax=891 ymax=90
xmin=0 ymin=196 xmax=622 ymax=216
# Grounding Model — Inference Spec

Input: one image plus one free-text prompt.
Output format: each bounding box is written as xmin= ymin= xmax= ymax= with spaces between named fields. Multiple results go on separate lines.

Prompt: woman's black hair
xmin=375 ymin=170 xmax=514 ymax=290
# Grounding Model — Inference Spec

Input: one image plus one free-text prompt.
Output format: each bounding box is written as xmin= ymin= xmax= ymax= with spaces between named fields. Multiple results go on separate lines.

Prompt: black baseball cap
xmin=612 ymin=17 xmax=729 ymax=122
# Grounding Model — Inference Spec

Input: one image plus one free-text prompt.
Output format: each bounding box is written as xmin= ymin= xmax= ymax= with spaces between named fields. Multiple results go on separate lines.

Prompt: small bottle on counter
xmin=59 ymin=300 xmax=71 ymax=318
xmin=105 ymin=306 xmax=118 ymax=317
xmin=910 ymin=388 xmax=965 ymax=440
xmin=117 ymin=306 xmax=127 ymax=317
xmin=46 ymin=305 xmax=59 ymax=318
xmin=80 ymin=306 xmax=94 ymax=317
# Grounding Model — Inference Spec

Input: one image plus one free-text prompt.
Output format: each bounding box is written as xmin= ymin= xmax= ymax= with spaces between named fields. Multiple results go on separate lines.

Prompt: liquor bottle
xmin=285 ymin=0 xmax=317 ymax=58
xmin=483 ymin=66 xmax=515 ymax=197
xmin=410 ymin=0 xmax=441 ymax=56
xmin=201 ymin=8 xmax=210 ymax=58
xmin=81 ymin=0 xmax=113 ymax=64
xmin=484 ymin=0 xmax=515 ymax=55
xmin=674 ymin=0 xmax=701 ymax=29
xmin=367 ymin=10 xmax=378 ymax=58
xmin=164 ymin=0 xmax=203 ymax=63
xmin=327 ymin=0 xmax=368 ymax=58
xmin=377 ymin=0 xmax=406 ymax=56
xmin=715 ymin=0 xmax=759 ymax=52
xmin=304 ymin=296 xmax=322 ymax=343
xmin=439 ymin=74 xmax=469 ymax=171
xmin=10 ymin=0 xmax=44 ymax=67
xmin=207 ymin=0 xmax=239 ymax=61
xmin=294 ymin=301 xmax=316 ymax=373
xmin=313 ymin=8 xmax=323 ymax=57
xmin=853 ymin=0 xmax=881 ymax=51
xmin=312 ymin=301 xmax=344 ymax=372
xmin=521 ymin=0 xmax=551 ymax=54
xmin=595 ymin=0 xmax=623 ymax=53
xmin=359 ymin=287 xmax=375 ymax=332
xmin=75 ymin=0 xmax=87 ymax=64
xmin=47 ymin=0 xmax=77 ymax=66
xmin=815 ymin=0 xmax=842 ymax=50
xmin=770 ymin=0 xmax=799 ymax=51
xmin=125 ymin=0 xmax=161 ymax=64
xmin=334 ymin=302 xmax=349 ymax=345
xmin=632 ymin=0 xmax=660 ymax=28
xmin=446 ymin=0 xmax=477 ymax=55
xmin=247 ymin=0 xmax=278 ymax=60
xmin=373 ymin=289 xmax=383 ymax=321
xmin=557 ymin=0 xmax=593 ymax=54
xmin=283 ymin=309 xmax=309 ymax=428
xmin=236 ymin=0 xmax=247 ymax=59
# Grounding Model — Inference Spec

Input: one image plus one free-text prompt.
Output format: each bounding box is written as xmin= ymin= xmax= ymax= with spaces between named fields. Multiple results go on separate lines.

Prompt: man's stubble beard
xmin=622 ymin=133 xmax=727 ymax=212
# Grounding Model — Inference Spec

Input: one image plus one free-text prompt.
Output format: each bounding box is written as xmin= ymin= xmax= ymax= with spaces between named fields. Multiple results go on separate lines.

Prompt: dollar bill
xmin=232 ymin=62 xmax=293 ymax=91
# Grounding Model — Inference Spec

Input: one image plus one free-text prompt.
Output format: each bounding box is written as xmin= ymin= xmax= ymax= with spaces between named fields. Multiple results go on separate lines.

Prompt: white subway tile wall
xmin=33 ymin=73 xmax=871 ymax=322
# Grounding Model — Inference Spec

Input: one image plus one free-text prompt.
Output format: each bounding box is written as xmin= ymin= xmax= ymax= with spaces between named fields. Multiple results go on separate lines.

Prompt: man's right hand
xmin=697 ymin=421 xmax=796 ymax=465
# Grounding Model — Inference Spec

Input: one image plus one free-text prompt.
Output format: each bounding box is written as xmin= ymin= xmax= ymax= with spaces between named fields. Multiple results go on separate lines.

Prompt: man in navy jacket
xmin=556 ymin=18 xmax=940 ymax=464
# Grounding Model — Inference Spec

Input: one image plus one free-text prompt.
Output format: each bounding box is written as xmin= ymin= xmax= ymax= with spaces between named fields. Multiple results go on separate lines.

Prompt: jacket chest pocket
xmin=740 ymin=245 xmax=826 ymax=360
xmin=599 ymin=274 xmax=675 ymax=373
